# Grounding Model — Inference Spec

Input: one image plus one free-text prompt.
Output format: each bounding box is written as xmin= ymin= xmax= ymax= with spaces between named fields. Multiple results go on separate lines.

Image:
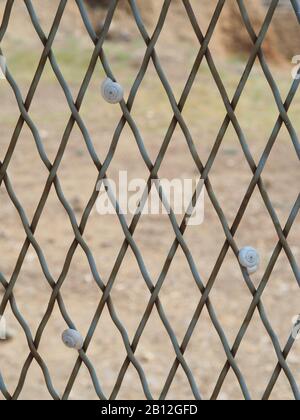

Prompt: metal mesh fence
xmin=0 ymin=0 xmax=299 ymax=400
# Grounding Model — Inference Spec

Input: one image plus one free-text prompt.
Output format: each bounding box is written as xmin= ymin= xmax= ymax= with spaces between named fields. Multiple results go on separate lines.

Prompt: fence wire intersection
xmin=0 ymin=0 xmax=299 ymax=400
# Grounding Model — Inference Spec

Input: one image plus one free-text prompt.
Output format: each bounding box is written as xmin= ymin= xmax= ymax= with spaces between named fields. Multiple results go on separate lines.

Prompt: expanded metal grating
xmin=0 ymin=0 xmax=299 ymax=400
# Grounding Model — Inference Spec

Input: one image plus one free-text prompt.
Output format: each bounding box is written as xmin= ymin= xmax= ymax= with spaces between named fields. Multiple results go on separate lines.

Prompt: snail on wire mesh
xmin=101 ymin=77 xmax=124 ymax=104
xmin=238 ymin=246 xmax=260 ymax=275
xmin=62 ymin=329 xmax=84 ymax=351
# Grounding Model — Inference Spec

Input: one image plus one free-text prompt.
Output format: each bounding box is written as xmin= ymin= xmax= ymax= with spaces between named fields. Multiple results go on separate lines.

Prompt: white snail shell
xmin=239 ymin=247 xmax=260 ymax=275
xmin=62 ymin=329 xmax=84 ymax=350
xmin=101 ymin=77 xmax=124 ymax=104
xmin=247 ymin=265 xmax=259 ymax=275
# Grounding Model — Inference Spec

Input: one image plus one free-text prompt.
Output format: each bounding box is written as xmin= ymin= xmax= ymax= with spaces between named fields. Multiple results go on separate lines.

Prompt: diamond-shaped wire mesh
xmin=0 ymin=0 xmax=299 ymax=400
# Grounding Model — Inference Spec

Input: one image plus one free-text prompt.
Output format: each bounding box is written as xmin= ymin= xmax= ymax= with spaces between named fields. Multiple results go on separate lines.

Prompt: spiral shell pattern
xmin=238 ymin=246 xmax=260 ymax=275
xmin=101 ymin=77 xmax=124 ymax=104
xmin=62 ymin=329 xmax=84 ymax=350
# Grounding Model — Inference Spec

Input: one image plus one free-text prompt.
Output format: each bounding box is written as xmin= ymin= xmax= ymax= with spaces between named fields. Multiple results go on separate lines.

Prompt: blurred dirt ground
xmin=0 ymin=0 xmax=299 ymax=400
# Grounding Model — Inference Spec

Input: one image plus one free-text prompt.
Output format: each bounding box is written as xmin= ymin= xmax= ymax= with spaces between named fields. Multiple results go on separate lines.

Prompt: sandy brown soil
xmin=0 ymin=0 xmax=299 ymax=400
